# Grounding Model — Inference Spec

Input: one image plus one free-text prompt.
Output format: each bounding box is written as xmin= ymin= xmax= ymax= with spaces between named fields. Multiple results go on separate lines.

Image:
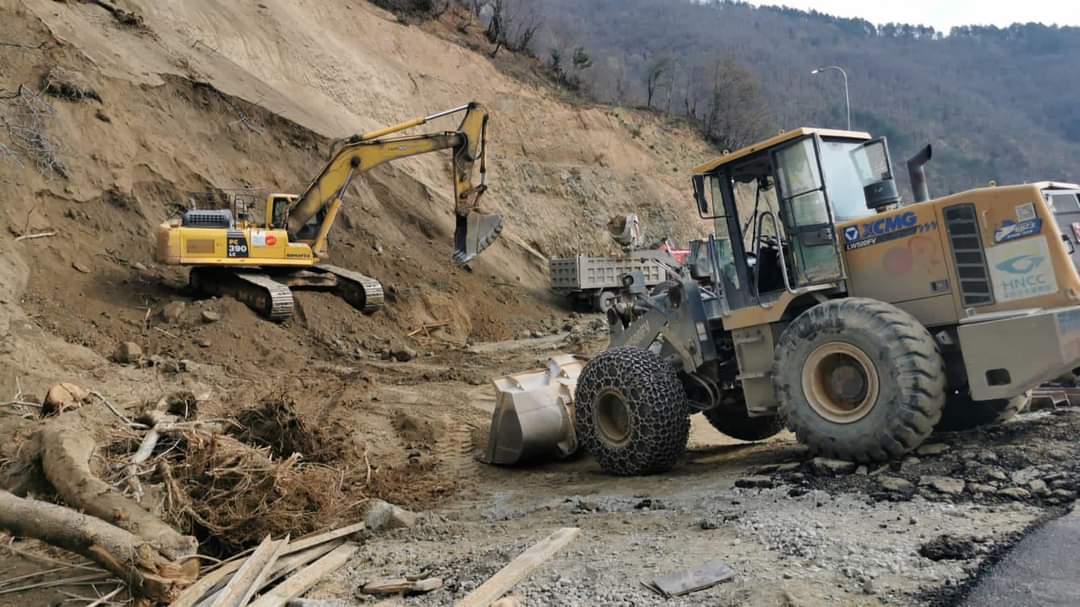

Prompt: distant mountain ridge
xmin=532 ymin=0 xmax=1080 ymax=196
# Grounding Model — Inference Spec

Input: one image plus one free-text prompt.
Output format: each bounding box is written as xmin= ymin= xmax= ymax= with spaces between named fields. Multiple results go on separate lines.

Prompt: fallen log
xmin=36 ymin=419 xmax=198 ymax=560
xmin=0 ymin=489 xmax=196 ymax=603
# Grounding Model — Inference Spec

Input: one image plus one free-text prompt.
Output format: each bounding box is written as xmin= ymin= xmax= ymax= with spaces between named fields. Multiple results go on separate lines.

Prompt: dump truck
xmin=486 ymin=127 xmax=1080 ymax=474
xmin=549 ymin=251 xmax=675 ymax=312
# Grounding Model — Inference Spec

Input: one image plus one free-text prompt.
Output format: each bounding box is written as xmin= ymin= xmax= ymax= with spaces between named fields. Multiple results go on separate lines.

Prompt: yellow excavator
xmin=155 ymin=103 xmax=502 ymax=321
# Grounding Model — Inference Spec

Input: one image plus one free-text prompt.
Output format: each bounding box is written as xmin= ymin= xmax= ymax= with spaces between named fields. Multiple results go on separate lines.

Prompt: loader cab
xmin=692 ymin=128 xmax=900 ymax=311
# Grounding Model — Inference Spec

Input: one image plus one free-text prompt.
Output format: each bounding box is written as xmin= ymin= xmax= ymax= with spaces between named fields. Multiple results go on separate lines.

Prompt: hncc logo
xmin=996 ymin=254 xmax=1043 ymax=275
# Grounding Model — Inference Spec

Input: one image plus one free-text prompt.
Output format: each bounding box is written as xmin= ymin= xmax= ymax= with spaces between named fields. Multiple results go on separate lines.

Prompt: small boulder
xmin=809 ymin=457 xmax=856 ymax=476
xmin=72 ymin=261 xmax=92 ymax=274
xmin=113 ymin=341 xmax=143 ymax=364
xmin=365 ymin=499 xmax=418 ymax=532
xmin=200 ymin=310 xmax=221 ymax=323
xmin=132 ymin=261 xmax=148 ymax=272
xmin=1011 ymin=466 xmax=1043 ymax=485
xmin=1028 ymin=479 xmax=1050 ymax=496
xmin=160 ymin=301 xmax=186 ymax=323
xmin=916 ymin=443 xmax=950 ymax=457
xmin=920 ymin=475 xmax=965 ymax=495
xmin=997 ymin=486 xmax=1032 ymax=500
xmin=391 ymin=347 xmax=417 ymax=362
xmin=42 ymin=382 xmax=89 ymax=416
xmin=879 ymin=476 xmax=914 ymax=493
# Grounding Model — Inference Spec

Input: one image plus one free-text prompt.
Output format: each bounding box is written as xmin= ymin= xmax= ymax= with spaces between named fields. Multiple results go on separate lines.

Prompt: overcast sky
xmin=748 ymin=1 xmax=1080 ymax=32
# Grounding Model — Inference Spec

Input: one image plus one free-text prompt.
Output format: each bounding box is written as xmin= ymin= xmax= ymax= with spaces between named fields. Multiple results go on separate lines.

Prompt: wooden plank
xmin=197 ymin=540 xmax=346 ymax=607
xmin=209 ymin=535 xmax=285 ymax=607
xmin=172 ymin=523 xmax=364 ymax=607
xmin=247 ymin=543 xmax=358 ymax=607
xmin=454 ymin=528 xmax=580 ymax=607
xmin=361 ymin=577 xmax=442 ymax=595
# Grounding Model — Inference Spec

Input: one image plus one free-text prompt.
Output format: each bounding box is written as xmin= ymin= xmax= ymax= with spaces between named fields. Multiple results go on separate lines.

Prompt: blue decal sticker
xmin=993 ymin=218 xmax=1042 ymax=243
xmin=996 ymin=254 xmax=1044 ymax=275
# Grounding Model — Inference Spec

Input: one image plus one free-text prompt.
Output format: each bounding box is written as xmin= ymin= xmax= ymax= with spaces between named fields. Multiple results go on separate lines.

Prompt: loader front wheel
xmin=935 ymin=391 xmax=1031 ymax=432
xmin=575 ymin=347 xmax=690 ymax=475
xmin=773 ymin=298 xmax=946 ymax=462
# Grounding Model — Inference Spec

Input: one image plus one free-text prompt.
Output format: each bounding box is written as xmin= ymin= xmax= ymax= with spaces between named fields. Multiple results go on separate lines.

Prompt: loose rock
xmin=809 ymin=457 xmax=856 ymax=476
xmin=879 ymin=476 xmax=914 ymax=493
xmin=160 ymin=301 xmax=186 ymax=323
xmin=113 ymin=341 xmax=143 ymax=364
xmin=201 ymin=310 xmax=221 ymax=323
xmin=997 ymin=487 xmax=1032 ymax=500
xmin=920 ymin=476 xmax=965 ymax=495
xmin=365 ymin=499 xmax=418 ymax=531
xmin=916 ymin=443 xmax=950 ymax=456
xmin=391 ymin=347 xmax=417 ymax=362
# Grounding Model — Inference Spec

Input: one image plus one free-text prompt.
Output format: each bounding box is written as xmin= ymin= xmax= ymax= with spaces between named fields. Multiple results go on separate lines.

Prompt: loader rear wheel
xmin=575 ymin=347 xmax=689 ymax=476
xmin=773 ymin=298 xmax=946 ymax=462
xmin=935 ymin=391 xmax=1031 ymax=432
xmin=702 ymin=390 xmax=784 ymax=442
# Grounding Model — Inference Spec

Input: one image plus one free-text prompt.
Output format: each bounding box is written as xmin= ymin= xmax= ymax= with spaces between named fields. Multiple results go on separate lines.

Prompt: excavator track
xmin=190 ymin=268 xmax=294 ymax=322
xmin=314 ymin=264 xmax=384 ymax=313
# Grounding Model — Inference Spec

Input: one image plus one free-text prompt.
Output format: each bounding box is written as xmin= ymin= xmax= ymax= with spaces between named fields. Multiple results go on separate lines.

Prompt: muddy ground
xmin=297 ymin=346 xmax=1078 ymax=607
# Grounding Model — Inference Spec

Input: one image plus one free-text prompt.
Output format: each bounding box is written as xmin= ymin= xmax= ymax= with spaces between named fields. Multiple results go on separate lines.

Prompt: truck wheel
xmin=594 ymin=290 xmax=617 ymax=313
xmin=702 ymin=390 xmax=784 ymax=442
xmin=575 ymin=346 xmax=689 ymax=475
xmin=935 ymin=391 xmax=1031 ymax=432
xmin=773 ymin=298 xmax=946 ymax=462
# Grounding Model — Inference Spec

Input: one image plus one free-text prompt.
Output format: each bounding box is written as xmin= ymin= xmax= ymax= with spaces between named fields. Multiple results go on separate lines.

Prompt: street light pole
xmin=811 ymin=65 xmax=850 ymax=130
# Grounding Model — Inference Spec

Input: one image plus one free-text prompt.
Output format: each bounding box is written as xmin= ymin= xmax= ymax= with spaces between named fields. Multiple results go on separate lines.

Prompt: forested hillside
xmin=528 ymin=0 xmax=1080 ymax=197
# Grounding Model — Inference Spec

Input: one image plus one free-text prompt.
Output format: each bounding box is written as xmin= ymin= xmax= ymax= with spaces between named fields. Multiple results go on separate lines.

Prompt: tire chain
xmin=575 ymin=346 xmax=690 ymax=476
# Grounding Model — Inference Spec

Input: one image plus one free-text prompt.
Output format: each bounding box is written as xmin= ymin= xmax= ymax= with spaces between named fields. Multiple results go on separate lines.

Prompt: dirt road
xmin=292 ymin=329 xmax=1079 ymax=606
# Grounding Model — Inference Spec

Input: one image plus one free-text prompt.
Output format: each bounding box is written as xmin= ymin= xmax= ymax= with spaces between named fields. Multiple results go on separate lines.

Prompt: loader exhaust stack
xmin=907 ymin=144 xmax=933 ymax=203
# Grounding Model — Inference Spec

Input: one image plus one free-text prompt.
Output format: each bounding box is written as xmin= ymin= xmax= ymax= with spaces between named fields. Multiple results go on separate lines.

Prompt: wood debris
xmin=455 ymin=527 xmax=580 ymax=607
xmin=361 ymin=577 xmax=442 ymax=596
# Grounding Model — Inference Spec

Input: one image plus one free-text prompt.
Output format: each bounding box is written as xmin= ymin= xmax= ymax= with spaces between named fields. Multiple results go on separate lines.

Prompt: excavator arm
xmin=286 ymin=102 xmax=502 ymax=263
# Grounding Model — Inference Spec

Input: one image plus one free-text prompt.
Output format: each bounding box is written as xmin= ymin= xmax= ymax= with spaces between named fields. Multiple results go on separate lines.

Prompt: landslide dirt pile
xmin=0 ymin=0 xmax=715 ymax=581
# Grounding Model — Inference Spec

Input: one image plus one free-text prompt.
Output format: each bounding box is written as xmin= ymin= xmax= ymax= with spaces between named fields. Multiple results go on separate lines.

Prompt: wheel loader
xmin=486 ymin=127 xmax=1080 ymax=474
xmin=155 ymin=103 xmax=502 ymax=321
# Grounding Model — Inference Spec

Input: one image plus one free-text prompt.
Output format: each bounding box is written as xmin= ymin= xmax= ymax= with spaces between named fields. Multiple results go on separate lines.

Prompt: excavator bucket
xmin=453 ymin=212 xmax=503 ymax=264
xmin=483 ymin=354 xmax=585 ymax=465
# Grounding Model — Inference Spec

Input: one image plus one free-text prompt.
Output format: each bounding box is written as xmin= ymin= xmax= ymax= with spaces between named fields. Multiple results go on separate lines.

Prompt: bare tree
xmin=484 ymin=0 xmax=540 ymax=57
xmin=702 ymin=57 xmax=773 ymax=150
xmin=644 ymin=57 xmax=671 ymax=109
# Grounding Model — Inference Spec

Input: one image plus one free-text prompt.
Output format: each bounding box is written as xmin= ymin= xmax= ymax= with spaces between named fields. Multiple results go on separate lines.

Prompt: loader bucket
xmin=483 ymin=354 xmax=585 ymax=465
xmin=453 ymin=212 xmax=503 ymax=264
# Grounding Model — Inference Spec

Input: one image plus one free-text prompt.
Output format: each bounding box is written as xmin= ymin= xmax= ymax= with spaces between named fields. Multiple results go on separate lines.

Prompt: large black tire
xmin=935 ymin=391 xmax=1031 ymax=432
xmin=702 ymin=390 xmax=784 ymax=442
xmin=773 ymin=298 xmax=946 ymax=462
xmin=575 ymin=346 xmax=690 ymax=475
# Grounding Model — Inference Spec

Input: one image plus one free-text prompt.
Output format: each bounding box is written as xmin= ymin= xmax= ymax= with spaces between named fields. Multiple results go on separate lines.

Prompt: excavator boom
xmin=286 ymin=102 xmax=501 ymax=263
